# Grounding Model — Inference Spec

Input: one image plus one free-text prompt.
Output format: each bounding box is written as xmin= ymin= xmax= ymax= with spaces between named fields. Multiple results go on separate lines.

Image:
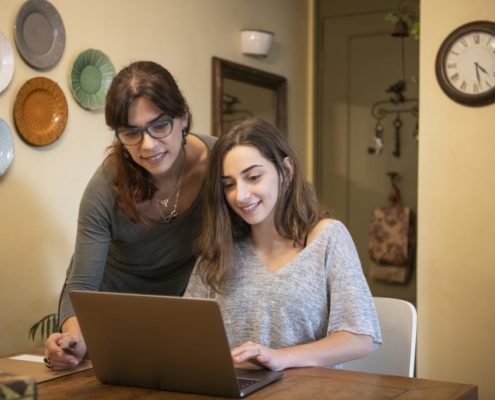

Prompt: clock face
xmin=444 ymin=31 xmax=495 ymax=94
xmin=436 ymin=21 xmax=495 ymax=106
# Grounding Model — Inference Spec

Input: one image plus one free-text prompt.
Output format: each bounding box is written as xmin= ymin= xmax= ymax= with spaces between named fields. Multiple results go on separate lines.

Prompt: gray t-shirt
xmin=59 ymin=134 xmax=216 ymax=325
xmin=185 ymin=220 xmax=382 ymax=358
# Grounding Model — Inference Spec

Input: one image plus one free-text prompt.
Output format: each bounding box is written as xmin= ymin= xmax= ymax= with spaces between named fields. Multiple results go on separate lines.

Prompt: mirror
xmin=211 ymin=57 xmax=287 ymax=136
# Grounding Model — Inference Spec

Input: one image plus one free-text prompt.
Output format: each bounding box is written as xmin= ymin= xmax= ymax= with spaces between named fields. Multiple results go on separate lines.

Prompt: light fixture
xmin=386 ymin=0 xmax=420 ymax=39
xmin=391 ymin=18 xmax=410 ymax=38
xmin=241 ymin=29 xmax=274 ymax=57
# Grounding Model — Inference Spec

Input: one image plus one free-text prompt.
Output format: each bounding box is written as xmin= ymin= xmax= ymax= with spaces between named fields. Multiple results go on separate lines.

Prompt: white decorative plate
xmin=0 ymin=31 xmax=15 ymax=93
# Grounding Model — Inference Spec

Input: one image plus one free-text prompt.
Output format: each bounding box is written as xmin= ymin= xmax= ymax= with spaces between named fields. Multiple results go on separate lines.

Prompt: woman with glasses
xmin=44 ymin=61 xmax=216 ymax=369
xmin=185 ymin=118 xmax=381 ymax=371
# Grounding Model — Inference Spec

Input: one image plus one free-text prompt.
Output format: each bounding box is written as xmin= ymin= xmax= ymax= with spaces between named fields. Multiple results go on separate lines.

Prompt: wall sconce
xmin=241 ymin=29 xmax=274 ymax=57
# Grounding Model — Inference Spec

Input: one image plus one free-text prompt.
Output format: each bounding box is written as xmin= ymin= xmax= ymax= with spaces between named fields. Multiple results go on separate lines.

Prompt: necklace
xmin=156 ymin=150 xmax=186 ymax=223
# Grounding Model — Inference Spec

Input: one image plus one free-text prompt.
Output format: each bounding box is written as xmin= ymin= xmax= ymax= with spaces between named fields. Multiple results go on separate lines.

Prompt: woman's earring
xmin=182 ymin=130 xmax=187 ymax=146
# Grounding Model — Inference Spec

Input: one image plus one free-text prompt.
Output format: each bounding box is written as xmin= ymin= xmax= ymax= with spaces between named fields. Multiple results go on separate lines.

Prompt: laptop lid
xmin=69 ymin=290 xmax=282 ymax=398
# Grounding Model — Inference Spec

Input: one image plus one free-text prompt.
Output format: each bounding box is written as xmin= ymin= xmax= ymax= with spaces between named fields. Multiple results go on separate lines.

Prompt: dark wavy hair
xmin=103 ymin=61 xmax=191 ymax=223
xmin=196 ymin=118 xmax=326 ymax=292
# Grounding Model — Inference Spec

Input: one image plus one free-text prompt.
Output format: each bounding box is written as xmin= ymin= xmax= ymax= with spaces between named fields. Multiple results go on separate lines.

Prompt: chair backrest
xmin=342 ymin=297 xmax=417 ymax=377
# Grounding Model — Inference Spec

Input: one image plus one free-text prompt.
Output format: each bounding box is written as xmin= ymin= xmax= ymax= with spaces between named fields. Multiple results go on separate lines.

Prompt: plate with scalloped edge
xmin=70 ymin=48 xmax=116 ymax=111
xmin=0 ymin=119 xmax=15 ymax=176
xmin=14 ymin=77 xmax=68 ymax=146
xmin=0 ymin=31 xmax=15 ymax=93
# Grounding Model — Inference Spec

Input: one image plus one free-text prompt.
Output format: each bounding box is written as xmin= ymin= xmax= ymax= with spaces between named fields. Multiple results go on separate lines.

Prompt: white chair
xmin=342 ymin=297 xmax=417 ymax=377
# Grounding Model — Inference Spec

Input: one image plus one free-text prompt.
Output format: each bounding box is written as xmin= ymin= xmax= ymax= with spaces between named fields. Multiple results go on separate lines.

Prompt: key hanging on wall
xmin=392 ymin=114 xmax=402 ymax=157
xmin=368 ymin=119 xmax=384 ymax=155
xmin=367 ymin=83 xmax=418 ymax=157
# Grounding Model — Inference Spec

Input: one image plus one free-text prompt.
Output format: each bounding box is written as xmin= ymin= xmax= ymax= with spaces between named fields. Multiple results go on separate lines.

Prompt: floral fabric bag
xmin=368 ymin=204 xmax=416 ymax=283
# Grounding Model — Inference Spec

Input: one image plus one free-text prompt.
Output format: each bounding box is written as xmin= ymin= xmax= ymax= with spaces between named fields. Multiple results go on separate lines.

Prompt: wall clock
xmin=435 ymin=20 xmax=495 ymax=106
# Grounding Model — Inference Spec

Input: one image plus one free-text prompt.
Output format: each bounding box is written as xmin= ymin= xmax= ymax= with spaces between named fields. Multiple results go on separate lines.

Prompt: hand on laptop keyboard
xmin=231 ymin=341 xmax=285 ymax=371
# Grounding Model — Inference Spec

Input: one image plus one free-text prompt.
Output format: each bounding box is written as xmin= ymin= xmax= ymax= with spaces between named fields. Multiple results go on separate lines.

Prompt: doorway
xmin=315 ymin=0 xmax=419 ymax=304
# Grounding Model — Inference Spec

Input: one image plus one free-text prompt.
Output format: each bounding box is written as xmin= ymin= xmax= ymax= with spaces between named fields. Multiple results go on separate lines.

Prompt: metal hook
xmin=386 ymin=172 xmax=402 ymax=204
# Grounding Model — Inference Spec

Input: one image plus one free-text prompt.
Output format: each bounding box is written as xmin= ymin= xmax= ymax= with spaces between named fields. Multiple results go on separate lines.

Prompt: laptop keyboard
xmin=238 ymin=378 xmax=258 ymax=389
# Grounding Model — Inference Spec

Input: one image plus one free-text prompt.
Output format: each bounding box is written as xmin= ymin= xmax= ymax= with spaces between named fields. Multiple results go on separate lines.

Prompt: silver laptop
xmin=70 ymin=290 xmax=282 ymax=397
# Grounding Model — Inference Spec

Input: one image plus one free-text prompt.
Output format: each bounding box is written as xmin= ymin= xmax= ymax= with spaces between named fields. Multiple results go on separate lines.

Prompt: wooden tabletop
xmin=38 ymin=366 xmax=477 ymax=400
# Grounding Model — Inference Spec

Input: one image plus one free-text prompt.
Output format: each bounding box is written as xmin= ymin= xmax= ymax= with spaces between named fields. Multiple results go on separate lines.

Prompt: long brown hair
xmin=103 ymin=61 xmax=191 ymax=223
xmin=196 ymin=118 xmax=325 ymax=292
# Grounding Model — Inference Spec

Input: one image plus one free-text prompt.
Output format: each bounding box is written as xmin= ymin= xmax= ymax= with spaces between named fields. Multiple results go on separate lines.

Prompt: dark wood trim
xmin=211 ymin=57 xmax=287 ymax=136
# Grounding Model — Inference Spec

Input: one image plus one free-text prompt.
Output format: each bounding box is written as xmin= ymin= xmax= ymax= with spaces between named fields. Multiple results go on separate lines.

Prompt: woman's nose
xmin=235 ymin=182 xmax=250 ymax=202
xmin=140 ymin=130 xmax=156 ymax=149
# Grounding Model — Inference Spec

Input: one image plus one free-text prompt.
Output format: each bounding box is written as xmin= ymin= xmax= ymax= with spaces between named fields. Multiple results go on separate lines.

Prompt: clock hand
xmin=475 ymin=62 xmax=488 ymax=74
xmin=475 ymin=63 xmax=481 ymax=84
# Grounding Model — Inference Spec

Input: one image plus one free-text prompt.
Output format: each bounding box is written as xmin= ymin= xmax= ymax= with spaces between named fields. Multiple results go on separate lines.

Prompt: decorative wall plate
xmin=14 ymin=77 xmax=68 ymax=146
xmin=0 ymin=119 xmax=15 ymax=176
xmin=14 ymin=0 xmax=66 ymax=70
xmin=70 ymin=49 xmax=115 ymax=110
xmin=0 ymin=31 xmax=15 ymax=93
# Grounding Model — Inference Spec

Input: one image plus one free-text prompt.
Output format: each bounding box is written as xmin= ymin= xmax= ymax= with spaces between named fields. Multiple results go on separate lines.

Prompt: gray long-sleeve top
xmin=59 ymin=133 xmax=215 ymax=325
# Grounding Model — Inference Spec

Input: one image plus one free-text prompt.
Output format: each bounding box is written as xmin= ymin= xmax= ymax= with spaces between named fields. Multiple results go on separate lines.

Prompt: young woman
xmin=44 ymin=61 xmax=215 ymax=369
xmin=185 ymin=118 xmax=381 ymax=371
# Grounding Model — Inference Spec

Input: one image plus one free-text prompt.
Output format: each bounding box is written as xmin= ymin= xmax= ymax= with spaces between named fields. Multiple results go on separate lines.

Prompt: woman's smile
xmin=141 ymin=151 xmax=167 ymax=163
xmin=239 ymin=201 xmax=261 ymax=215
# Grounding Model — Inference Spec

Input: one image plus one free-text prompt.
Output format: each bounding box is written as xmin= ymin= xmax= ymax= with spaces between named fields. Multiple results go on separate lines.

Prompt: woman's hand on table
xmin=44 ymin=332 xmax=87 ymax=370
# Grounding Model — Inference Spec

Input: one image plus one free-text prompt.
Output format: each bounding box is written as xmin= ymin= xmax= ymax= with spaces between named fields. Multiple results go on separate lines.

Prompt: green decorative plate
xmin=70 ymin=49 xmax=115 ymax=111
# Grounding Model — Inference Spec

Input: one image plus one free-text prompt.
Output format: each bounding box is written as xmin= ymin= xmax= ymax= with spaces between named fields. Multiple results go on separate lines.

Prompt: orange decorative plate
xmin=14 ymin=77 xmax=68 ymax=146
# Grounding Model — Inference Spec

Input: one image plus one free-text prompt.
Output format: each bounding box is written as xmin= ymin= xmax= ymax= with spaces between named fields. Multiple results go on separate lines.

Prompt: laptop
xmin=69 ymin=290 xmax=283 ymax=397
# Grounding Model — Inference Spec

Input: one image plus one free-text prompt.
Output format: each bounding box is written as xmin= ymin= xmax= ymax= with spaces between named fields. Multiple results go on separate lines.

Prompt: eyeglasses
xmin=116 ymin=115 xmax=175 ymax=146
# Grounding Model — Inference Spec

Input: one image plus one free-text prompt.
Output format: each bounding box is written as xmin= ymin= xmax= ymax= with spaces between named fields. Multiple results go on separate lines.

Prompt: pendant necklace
xmin=156 ymin=150 xmax=186 ymax=223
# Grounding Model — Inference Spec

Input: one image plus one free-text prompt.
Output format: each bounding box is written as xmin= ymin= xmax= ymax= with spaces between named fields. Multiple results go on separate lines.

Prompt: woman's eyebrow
xmin=126 ymin=112 xmax=167 ymax=128
xmin=221 ymin=164 xmax=263 ymax=179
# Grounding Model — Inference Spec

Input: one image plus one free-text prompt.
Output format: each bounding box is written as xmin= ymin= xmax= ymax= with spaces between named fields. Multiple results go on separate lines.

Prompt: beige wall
xmin=418 ymin=0 xmax=495 ymax=398
xmin=0 ymin=0 xmax=309 ymax=355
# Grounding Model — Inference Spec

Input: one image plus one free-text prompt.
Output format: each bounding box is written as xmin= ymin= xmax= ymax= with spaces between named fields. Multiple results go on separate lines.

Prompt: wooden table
xmin=38 ymin=367 xmax=477 ymax=400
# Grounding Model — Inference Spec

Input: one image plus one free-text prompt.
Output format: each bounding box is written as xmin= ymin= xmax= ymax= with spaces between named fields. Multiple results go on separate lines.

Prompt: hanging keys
xmin=392 ymin=114 xmax=402 ymax=157
xmin=368 ymin=120 xmax=384 ymax=155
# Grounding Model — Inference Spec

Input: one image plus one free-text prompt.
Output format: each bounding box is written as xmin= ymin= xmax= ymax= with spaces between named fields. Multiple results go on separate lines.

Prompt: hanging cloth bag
xmin=368 ymin=182 xmax=416 ymax=283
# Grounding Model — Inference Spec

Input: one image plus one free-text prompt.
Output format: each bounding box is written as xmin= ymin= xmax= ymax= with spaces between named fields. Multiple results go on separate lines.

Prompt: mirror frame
xmin=211 ymin=57 xmax=287 ymax=137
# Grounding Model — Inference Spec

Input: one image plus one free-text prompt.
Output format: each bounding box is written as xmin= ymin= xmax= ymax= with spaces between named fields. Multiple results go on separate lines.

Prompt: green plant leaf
xmin=410 ymin=21 xmax=420 ymax=40
xmin=385 ymin=11 xmax=401 ymax=23
xmin=28 ymin=313 xmax=59 ymax=342
xmin=28 ymin=323 xmax=37 ymax=341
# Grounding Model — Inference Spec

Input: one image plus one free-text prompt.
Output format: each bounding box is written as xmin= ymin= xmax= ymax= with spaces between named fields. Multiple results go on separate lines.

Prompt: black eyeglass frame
xmin=115 ymin=114 xmax=175 ymax=145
